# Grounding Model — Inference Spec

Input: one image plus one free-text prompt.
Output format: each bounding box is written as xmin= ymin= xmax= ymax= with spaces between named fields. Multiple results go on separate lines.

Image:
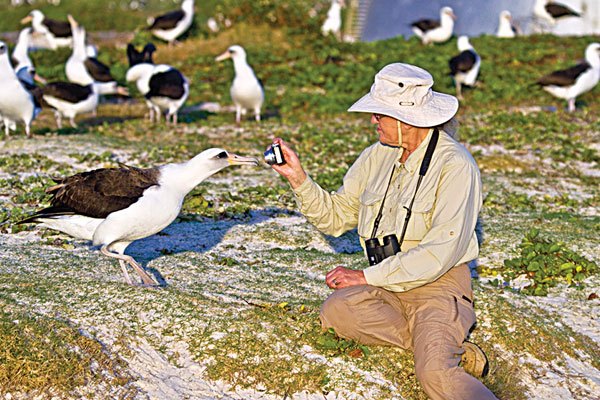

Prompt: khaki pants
xmin=320 ymin=264 xmax=498 ymax=400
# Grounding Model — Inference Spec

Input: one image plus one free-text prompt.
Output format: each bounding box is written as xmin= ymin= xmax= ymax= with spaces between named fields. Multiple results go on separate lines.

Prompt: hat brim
xmin=348 ymin=91 xmax=459 ymax=127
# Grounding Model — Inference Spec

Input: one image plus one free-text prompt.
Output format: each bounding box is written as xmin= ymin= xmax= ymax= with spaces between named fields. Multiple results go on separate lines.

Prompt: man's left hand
xmin=325 ymin=266 xmax=367 ymax=289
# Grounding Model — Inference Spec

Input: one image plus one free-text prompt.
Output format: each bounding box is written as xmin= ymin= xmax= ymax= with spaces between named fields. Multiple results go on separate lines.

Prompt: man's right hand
xmin=269 ymin=138 xmax=307 ymax=189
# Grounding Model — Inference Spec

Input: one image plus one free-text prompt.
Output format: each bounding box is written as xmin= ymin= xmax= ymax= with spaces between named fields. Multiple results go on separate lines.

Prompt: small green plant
xmin=315 ymin=328 xmax=370 ymax=358
xmin=502 ymin=229 xmax=598 ymax=296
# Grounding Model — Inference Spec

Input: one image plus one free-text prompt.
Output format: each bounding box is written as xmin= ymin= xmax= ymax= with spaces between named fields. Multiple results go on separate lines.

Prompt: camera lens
xmin=264 ymin=143 xmax=285 ymax=165
xmin=264 ymin=148 xmax=277 ymax=165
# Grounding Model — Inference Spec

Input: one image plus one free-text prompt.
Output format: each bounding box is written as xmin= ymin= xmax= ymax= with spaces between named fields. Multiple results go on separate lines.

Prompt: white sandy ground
xmin=0 ymin=137 xmax=599 ymax=400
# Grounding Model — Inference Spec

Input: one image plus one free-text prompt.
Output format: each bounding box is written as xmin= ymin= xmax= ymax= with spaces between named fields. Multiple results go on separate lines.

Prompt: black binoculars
xmin=365 ymin=234 xmax=401 ymax=266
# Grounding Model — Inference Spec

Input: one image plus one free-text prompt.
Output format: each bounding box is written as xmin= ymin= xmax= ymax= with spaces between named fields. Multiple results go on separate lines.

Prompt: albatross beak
xmin=227 ymin=153 xmax=258 ymax=166
xmin=67 ymin=14 xmax=78 ymax=28
xmin=215 ymin=51 xmax=231 ymax=62
xmin=20 ymin=15 xmax=32 ymax=24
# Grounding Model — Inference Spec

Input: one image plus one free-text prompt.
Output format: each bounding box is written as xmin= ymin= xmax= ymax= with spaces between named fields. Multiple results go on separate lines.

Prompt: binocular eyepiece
xmin=365 ymin=234 xmax=401 ymax=266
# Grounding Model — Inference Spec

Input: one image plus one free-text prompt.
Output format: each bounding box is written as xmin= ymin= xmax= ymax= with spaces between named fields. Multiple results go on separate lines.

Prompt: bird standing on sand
xmin=449 ymin=36 xmax=481 ymax=100
xmin=496 ymin=10 xmax=518 ymax=38
xmin=0 ymin=41 xmax=41 ymax=138
xmin=20 ymin=9 xmax=72 ymax=50
xmin=147 ymin=0 xmax=195 ymax=46
xmin=321 ymin=0 xmax=345 ymax=40
xmin=536 ymin=42 xmax=600 ymax=112
xmin=18 ymin=148 xmax=259 ymax=286
xmin=215 ymin=45 xmax=264 ymax=125
xmin=411 ymin=6 xmax=456 ymax=45
xmin=125 ymin=43 xmax=189 ymax=125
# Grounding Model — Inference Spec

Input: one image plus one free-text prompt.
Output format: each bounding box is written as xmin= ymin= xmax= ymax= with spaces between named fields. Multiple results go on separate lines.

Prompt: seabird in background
xmin=11 ymin=28 xmax=47 ymax=84
xmin=215 ymin=45 xmax=264 ymax=125
xmin=18 ymin=148 xmax=258 ymax=286
xmin=449 ymin=36 xmax=481 ymax=100
xmin=65 ymin=16 xmax=128 ymax=98
xmin=42 ymin=17 xmax=97 ymax=128
xmin=126 ymin=43 xmax=189 ymax=124
xmin=321 ymin=0 xmax=345 ymax=39
xmin=411 ymin=6 xmax=456 ymax=45
xmin=147 ymin=0 xmax=195 ymax=46
xmin=533 ymin=0 xmax=580 ymax=28
xmin=0 ymin=41 xmax=41 ymax=138
xmin=496 ymin=10 xmax=518 ymax=38
xmin=21 ymin=9 xmax=72 ymax=50
xmin=536 ymin=42 xmax=600 ymax=112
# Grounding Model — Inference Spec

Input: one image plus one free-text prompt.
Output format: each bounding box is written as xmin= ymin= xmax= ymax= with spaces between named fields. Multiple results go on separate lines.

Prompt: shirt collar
xmin=396 ymin=128 xmax=435 ymax=173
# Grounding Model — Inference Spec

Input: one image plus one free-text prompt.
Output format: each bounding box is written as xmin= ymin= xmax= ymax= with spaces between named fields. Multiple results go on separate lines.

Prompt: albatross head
xmin=441 ymin=7 xmax=457 ymax=21
xmin=215 ymin=45 xmax=247 ymax=62
xmin=0 ymin=42 xmax=11 ymax=71
xmin=585 ymin=42 xmax=600 ymax=68
xmin=21 ymin=10 xmax=44 ymax=25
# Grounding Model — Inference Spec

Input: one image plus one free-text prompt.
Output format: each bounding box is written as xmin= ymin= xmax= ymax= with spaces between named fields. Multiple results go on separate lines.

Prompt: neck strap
xmin=370 ymin=128 xmax=439 ymax=240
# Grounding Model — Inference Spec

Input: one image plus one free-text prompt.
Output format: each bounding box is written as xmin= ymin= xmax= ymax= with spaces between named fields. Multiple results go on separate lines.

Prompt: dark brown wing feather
xmin=42 ymin=82 xmax=93 ymax=103
xmin=148 ymin=10 xmax=185 ymax=30
xmin=546 ymin=3 xmax=580 ymax=18
xmin=42 ymin=18 xmax=72 ymax=37
xmin=411 ymin=19 xmax=440 ymax=32
xmin=84 ymin=58 xmax=114 ymax=82
xmin=46 ymin=166 xmax=160 ymax=219
xmin=146 ymin=69 xmax=185 ymax=99
xmin=537 ymin=62 xmax=590 ymax=87
xmin=449 ymin=50 xmax=476 ymax=75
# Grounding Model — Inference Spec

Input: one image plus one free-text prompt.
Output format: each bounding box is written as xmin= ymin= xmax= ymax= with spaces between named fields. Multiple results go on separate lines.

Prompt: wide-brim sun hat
xmin=348 ymin=63 xmax=459 ymax=127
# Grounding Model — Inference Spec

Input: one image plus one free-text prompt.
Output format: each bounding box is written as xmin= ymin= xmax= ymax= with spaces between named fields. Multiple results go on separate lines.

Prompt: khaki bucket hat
xmin=348 ymin=63 xmax=458 ymax=127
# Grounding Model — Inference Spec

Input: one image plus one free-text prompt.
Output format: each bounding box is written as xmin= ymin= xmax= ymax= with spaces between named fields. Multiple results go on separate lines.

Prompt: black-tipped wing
xmin=149 ymin=10 xmax=185 ymax=30
xmin=42 ymin=82 xmax=93 ymax=103
xmin=42 ymin=18 xmax=72 ymax=37
xmin=537 ymin=62 xmax=590 ymax=87
xmin=546 ymin=3 xmax=580 ymax=18
xmin=146 ymin=69 xmax=185 ymax=99
xmin=43 ymin=166 xmax=161 ymax=219
xmin=449 ymin=50 xmax=477 ymax=75
xmin=84 ymin=58 xmax=114 ymax=82
xmin=411 ymin=19 xmax=440 ymax=32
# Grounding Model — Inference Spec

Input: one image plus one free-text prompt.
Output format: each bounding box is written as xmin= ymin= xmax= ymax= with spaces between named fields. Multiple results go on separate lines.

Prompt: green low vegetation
xmin=0 ymin=0 xmax=598 ymax=399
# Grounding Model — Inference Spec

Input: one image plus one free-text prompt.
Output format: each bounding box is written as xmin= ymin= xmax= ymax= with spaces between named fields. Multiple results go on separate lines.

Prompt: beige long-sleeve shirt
xmin=293 ymin=128 xmax=482 ymax=292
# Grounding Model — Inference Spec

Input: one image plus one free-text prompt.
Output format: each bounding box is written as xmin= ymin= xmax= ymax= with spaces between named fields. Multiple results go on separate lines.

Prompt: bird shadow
xmin=125 ymin=207 xmax=362 ymax=284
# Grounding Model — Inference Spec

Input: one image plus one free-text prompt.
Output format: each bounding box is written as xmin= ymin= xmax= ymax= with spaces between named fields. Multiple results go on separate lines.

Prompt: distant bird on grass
xmin=65 ymin=16 xmax=128 ymax=99
xmin=125 ymin=43 xmax=189 ymax=125
xmin=20 ymin=9 xmax=72 ymax=50
xmin=496 ymin=10 xmax=518 ymax=38
xmin=536 ymin=43 xmax=600 ymax=112
xmin=321 ymin=0 xmax=345 ymax=40
xmin=215 ymin=45 xmax=264 ymax=125
xmin=411 ymin=6 xmax=456 ymax=45
xmin=0 ymin=41 xmax=41 ymax=138
xmin=18 ymin=148 xmax=259 ymax=286
xmin=449 ymin=36 xmax=480 ymax=100
xmin=533 ymin=0 xmax=580 ymax=29
xmin=147 ymin=0 xmax=195 ymax=46
xmin=42 ymin=15 xmax=98 ymax=128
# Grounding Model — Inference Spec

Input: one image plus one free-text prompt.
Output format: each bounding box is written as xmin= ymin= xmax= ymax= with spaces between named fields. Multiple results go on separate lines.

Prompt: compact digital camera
xmin=365 ymin=234 xmax=401 ymax=265
xmin=264 ymin=143 xmax=286 ymax=165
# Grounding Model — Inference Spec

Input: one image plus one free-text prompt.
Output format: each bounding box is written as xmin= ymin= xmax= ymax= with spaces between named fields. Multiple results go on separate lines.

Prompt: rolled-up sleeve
xmin=363 ymin=154 xmax=482 ymax=291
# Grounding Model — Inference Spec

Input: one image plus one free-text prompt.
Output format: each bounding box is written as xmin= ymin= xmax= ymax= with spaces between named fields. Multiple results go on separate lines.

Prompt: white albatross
xmin=20 ymin=9 xmax=72 ymax=50
xmin=449 ymin=36 xmax=481 ymax=100
xmin=411 ymin=6 xmax=456 ymax=45
xmin=0 ymin=41 xmax=41 ymax=137
xmin=533 ymin=0 xmax=581 ymax=27
xmin=125 ymin=43 xmax=189 ymax=125
xmin=496 ymin=10 xmax=518 ymax=38
xmin=321 ymin=0 xmax=345 ymax=39
xmin=215 ymin=45 xmax=264 ymax=124
xmin=536 ymin=42 xmax=600 ymax=112
xmin=18 ymin=148 xmax=258 ymax=286
xmin=147 ymin=0 xmax=195 ymax=46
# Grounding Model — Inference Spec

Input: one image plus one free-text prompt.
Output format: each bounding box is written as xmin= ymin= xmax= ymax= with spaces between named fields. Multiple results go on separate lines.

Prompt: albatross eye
xmin=215 ymin=151 xmax=228 ymax=159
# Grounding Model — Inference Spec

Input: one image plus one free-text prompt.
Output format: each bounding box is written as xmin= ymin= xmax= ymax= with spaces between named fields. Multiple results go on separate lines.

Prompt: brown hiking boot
xmin=460 ymin=341 xmax=489 ymax=378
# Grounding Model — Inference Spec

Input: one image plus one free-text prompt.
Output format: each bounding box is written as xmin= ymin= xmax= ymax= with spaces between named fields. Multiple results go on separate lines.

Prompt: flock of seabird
xmin=2 ymin=0 xmax=599 ymax=286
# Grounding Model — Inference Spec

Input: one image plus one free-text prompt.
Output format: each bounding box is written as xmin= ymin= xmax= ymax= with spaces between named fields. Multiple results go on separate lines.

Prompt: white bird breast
xmin=0 ymin=78 xmax=36 ymax=122
xmin=93 ymin=185 xmax=184 ymax=246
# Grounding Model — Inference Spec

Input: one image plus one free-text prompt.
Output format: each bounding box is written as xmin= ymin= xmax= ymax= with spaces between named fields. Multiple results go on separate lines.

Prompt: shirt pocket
xmin=399 ymin=192 xmax=435 ymax=241
xmin=358 ymin=190 xmax=384 ymax=238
